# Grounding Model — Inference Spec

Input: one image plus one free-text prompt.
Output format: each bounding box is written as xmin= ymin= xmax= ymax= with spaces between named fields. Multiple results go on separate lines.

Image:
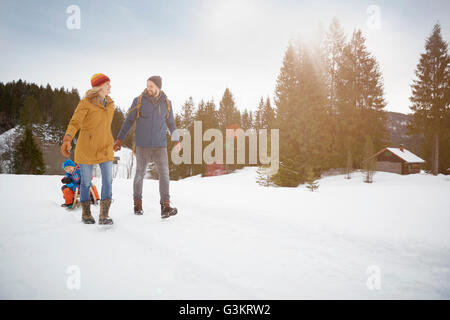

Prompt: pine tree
xmin=218 ymin=88 xmax=240 ymax=131
xmin=254 ymin=97 xmax=276 ymax=170
xmin=167 ymin=112 xmax=185 ymax=180
xmin=295 ymin=46 xmax=329 ymax=172
xmin=13 ymin=126 xmax=45 ymax=174
xmin=196 ymin=99 xmax=219 ymax=130
xmin=271 ymin=158 xmax=302 ymax=187
xmin=241 ymin=109 xmax=252 ymax=130
xmin=256 ymin=165 xmax=272 ymax=187
xmin=254 ymin=97 xmax=264 ymax=129
xmin=180 ymin=96 xmax=195 ymax=130
xmin=111 ymin=107 xmax=125 ymax=139
xmin=272 ymin=42 xmax=329 ymax=186
xmin=262 ymin=97 xmax=275 ymax=129
xmin=172 ymin=97 xmax=197 ymax=179
xmin=325 ymin=17 xmax=347 ymax=113
xmin=362 ymin=135 xmax=376 ymax=183
xmin=271 ymin=43 xmax=303 ymax=187
xmin=19 ymin=96 xmax=41 ymax=126
xmin=322 ymin=18 xmax=347 ymax=169
xmin=274 ymin=43 xmax=299 ymax=126
xmin=194 ymin=99 xmax=219 ymax=176
xmin=409 ymin=23 xmax=450 ymax=175
xmin=218 ymin=89 xmax=241 ymax=172
xmin=336 ymin=29 xmax=388 ymax=170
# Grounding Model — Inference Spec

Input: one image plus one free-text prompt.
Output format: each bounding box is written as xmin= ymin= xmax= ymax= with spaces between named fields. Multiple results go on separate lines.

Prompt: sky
xmin=0 ymin=0 xmax=449 ymax=115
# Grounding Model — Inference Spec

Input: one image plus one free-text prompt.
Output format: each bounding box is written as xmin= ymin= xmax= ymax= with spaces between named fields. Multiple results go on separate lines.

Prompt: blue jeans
xmin=79 ymin=161 xmax=113 ymax=202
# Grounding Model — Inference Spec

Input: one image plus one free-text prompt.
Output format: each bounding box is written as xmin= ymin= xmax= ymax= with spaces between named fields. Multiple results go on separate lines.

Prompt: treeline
xmin=164 ymin=88 xmax=276 ymax=180
xmin=1 ymin=20 xmax=447 ymax=180
xmin=0 ymin=80 xmax=79 ymax=136
xmin=0 ymin=80 xmax=126 ymax=174
xmin=271 ymin=19 xmax=393 ymax=186
xmin=0 ymin=80 xmax=126 ymax=139
xmin=170 ymin=19 xmax=449 ymax=184
xmin=170 ymin=18 xmax=389 ymax=185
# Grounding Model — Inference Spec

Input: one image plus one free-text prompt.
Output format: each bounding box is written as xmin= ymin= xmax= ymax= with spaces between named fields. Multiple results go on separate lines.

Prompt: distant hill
xmin=385 ymin=111 xmax=424 ymax=157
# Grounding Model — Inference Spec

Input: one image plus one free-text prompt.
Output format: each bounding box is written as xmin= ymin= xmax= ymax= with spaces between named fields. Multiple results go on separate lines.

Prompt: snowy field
xmin=0 ymin=167 xmax=449 ymax=299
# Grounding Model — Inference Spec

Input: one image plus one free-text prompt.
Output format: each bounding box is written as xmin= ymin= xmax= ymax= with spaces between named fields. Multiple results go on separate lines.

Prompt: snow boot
xmin=160 ymin=200 xmax=177 ymax=219
xmin=99 ymin=199 xmax=113 ymax=225
xmin=81 ymin=201 xmax=95 ymax=224
xmin=134 ymin=199 xmax=143 ymax=215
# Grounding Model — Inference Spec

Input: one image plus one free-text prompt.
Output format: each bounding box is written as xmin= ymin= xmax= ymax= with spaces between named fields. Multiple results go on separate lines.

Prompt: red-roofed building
xmin=205 ymin=162 xmax=226 ymax=176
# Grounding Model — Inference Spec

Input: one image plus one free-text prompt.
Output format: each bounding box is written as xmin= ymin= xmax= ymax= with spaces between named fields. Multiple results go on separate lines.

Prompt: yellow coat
xmin=65 ymin=96 xmax=115 ymax=164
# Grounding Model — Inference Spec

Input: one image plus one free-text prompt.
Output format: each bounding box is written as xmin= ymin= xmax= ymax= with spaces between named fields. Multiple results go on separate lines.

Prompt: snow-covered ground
xmin=0 ymin=168 xmax=449 ymax=299
xmin=112 ymin=147 xmax=136 ymax=179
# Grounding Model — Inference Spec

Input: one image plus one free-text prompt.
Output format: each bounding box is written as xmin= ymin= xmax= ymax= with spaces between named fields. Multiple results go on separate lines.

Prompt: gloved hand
xmin=61 ymin=177 xmax=72 ymax=184
xmin=60 ymin=135 xmax=72 ymax=157
xmin=113 ymin=139 xmax=123 ymax=151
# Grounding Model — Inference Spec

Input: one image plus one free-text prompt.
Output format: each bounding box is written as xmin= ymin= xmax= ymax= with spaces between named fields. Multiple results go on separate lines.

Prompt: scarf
xmin=143 ymin=89 xmax=166 ymax=116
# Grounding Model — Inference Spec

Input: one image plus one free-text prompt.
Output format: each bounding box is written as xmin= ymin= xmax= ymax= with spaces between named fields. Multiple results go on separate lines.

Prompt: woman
xmin=60 ymin=73 xmax=115 ymax=225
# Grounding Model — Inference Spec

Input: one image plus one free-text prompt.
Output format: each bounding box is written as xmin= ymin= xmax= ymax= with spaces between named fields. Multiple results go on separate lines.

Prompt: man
xmin=114 ymin=76 xmax=181 ymax=218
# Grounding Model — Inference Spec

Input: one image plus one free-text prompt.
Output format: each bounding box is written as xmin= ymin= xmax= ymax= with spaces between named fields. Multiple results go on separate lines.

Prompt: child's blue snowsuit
xmin=62 ymin=159 xmax=81 ymax=192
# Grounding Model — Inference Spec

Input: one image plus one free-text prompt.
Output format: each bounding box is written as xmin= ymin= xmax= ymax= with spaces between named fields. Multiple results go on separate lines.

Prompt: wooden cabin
xmin=370 ymin=145 xmax=425 ymax=175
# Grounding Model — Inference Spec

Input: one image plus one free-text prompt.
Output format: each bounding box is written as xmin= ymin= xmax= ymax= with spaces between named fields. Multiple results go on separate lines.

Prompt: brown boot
xmin=160 ymin=200 xmax=178 ymax=219
xmin=134 ymin=199 xmax=143 ymax=215
xmin=99 ymin=199 xmax=113 ymax=225
xmin=81 ymin=201 xmax=95 ymax=224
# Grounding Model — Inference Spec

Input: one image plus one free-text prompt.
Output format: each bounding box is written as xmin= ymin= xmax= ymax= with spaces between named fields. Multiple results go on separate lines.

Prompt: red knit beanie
xmin=91 ymin=73 xmax=110 ymax=87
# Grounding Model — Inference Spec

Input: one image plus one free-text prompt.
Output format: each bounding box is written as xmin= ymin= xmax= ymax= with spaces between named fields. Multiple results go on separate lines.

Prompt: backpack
xmin=129 ymin=91 xmax=172 ymax=120
xmin=126 ymin=91 xmax=172 ymax=154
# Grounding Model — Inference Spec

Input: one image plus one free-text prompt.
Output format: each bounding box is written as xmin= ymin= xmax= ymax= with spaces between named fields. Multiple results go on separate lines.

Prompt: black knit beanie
xmin=148 ymin=75 xmax=162 ymax=89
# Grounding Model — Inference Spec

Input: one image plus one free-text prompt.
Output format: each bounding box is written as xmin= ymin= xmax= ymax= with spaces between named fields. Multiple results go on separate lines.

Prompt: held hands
xmin=113 ymin=140 xmax=178 ymax=152
xmin=113 ymin=139 xmax=123 ymax=151
xmin=60 ymin=135 xmax=72 ymax=158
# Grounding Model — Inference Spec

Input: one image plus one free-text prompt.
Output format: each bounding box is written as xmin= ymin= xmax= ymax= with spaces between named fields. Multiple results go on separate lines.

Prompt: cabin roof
xmin=373 ymin=147 xmax=425 ymax=163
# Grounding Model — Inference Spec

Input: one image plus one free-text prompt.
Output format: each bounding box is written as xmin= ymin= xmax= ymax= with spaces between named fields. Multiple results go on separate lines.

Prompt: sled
xmin=65 ymin=186 xmax=97 ymax=210
xmin=70 ymin=187 xmax=81 ymax=210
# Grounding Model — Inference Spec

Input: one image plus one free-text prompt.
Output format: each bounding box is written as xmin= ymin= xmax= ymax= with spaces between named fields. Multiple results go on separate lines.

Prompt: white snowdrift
xmin=0 ymin=168 xmax=449 ymax=299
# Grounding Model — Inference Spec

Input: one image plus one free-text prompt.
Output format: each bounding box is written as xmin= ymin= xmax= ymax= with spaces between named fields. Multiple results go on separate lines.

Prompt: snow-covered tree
xmin=13 ymin=126 xmax=45 ymax=175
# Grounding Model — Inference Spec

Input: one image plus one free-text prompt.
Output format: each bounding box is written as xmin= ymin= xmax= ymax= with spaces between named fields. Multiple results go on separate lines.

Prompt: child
xmin=61 ymin=159 xmax=99 ymax=208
